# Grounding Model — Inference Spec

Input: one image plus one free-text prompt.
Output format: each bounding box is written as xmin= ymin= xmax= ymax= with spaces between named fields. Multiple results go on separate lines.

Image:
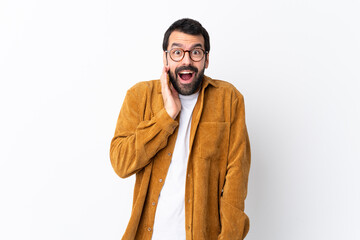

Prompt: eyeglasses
xmin=165 ymin=48 xmax=208 ymax=62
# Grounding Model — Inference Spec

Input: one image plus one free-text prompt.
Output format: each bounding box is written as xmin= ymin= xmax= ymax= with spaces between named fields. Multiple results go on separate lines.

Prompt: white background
xmin=1 ymin=0 xmax=359 ymax=239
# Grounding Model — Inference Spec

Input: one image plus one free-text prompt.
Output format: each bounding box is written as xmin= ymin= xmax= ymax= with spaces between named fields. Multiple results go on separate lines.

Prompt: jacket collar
xmin=202 ymin=75 xmax=218 ymax=89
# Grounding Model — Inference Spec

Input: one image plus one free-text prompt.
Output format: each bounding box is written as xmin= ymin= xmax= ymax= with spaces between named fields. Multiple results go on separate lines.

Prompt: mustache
xmin=175 ymin=65 xmax=198 ymax=76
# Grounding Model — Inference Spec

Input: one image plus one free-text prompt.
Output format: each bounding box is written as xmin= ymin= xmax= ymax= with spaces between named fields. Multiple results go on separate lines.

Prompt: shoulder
xmin=205 ymin=76 xmax=244 ymax=101
xmin=127 ymin=79 xmax=161 ymax=95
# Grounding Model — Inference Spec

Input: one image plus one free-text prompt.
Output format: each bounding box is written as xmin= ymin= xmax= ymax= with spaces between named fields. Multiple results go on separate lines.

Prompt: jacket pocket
xmin=197 ymin=122 xmax=230 ymax=160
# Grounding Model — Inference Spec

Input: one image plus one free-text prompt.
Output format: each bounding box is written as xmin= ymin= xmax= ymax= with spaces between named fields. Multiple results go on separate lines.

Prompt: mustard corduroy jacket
xmin=110 ymin=76 xmax=251 ymax=240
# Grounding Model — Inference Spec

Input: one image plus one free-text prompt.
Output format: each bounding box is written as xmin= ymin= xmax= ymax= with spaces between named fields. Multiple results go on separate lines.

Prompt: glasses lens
xmin=190 ymin=48 xmax=204 ymax=61
xmin=170 ymin=49 xmax=184 ymax=61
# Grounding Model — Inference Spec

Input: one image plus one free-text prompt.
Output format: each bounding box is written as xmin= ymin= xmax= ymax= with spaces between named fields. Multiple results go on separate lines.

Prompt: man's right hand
xmin=160 ymin=66 xmax=181 ymax=119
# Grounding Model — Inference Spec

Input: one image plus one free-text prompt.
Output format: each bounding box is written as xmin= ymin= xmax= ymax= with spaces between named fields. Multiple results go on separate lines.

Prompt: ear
xmin=205 ymin=52 xmax=210 ymax=69
xmin=163 ymin=52 xmax=168 ymax=66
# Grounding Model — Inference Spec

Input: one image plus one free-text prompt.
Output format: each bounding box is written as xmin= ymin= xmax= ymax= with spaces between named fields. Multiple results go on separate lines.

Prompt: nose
xmin=181 ymin=51 xmax=192 ymax=65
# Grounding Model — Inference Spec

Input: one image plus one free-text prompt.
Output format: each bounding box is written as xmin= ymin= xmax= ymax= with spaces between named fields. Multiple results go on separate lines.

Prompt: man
xmin=110 ymin=18 xmax=251 ymax=240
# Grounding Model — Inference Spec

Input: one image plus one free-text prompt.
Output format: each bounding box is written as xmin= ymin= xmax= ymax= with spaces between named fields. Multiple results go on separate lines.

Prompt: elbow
xmin=109 ymin=141 xmax=135 ymax=179
xmin=113 ymin=164 xmax=131 ymax=179
xmin=109 ymin=149 xmax=129 ymax=179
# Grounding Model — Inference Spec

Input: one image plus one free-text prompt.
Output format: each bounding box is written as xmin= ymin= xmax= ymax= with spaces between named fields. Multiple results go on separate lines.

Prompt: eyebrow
xmin=170 ymin=43 xmax=204 ymax=49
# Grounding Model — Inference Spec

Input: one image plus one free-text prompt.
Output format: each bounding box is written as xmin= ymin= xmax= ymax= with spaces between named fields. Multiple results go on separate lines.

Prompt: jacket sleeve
xmin=218 ymin=95 xmax=251 ymax=240
xmin=110 ymin=87 xmax=179 ymax=178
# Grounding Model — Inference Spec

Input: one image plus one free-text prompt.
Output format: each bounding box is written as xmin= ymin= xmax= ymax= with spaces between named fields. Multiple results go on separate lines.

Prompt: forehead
xmin=168 ymin=31 xmax=205 ymax=49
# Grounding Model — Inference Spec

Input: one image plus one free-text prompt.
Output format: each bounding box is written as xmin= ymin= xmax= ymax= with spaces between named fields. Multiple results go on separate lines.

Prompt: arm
xmin=110 ymin=67 xmax=181 ymax=178
xmin=218 ymin=95 xmax=251 ymax=240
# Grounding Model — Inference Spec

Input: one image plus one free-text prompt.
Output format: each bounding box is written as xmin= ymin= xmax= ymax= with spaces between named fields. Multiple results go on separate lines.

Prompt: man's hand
xmin=160 ymin=66 xmax=181 ymax=119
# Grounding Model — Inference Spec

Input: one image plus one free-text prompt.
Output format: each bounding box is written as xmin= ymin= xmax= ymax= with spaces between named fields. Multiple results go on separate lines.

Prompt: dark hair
xmin=162 ymin=18 xmax=210 ymax=52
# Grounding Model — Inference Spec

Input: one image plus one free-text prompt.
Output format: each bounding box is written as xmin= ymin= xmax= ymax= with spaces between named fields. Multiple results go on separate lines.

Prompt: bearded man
xmin=110 ymin=18 xmax=251 ymax=240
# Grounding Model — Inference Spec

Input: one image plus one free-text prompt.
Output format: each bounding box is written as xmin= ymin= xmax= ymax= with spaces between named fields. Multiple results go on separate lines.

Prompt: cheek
xmin=169 ymin=67 xmax=177 ymax=79
xmin=195 ymin=62 xmax=206 ymax=72
xmin=169 ymin=64 xmax=178 ymax=75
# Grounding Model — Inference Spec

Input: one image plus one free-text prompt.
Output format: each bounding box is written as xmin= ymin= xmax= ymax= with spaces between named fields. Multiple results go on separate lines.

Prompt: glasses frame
xmin=165 ymin=48 xmax=208 ymax=62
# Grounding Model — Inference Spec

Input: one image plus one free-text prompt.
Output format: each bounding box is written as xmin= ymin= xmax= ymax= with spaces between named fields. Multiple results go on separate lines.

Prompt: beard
xmin=169 ymin=65 xmax=205 ymax=95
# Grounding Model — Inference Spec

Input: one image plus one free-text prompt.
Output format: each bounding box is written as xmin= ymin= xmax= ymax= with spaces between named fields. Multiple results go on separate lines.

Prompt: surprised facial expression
xmin=164 ymin=31 xmax=209 ymax=95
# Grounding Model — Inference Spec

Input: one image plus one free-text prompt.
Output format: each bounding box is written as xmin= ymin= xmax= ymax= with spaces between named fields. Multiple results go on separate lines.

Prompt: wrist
xmin=166 ymin=107 xmax=179 ymax=119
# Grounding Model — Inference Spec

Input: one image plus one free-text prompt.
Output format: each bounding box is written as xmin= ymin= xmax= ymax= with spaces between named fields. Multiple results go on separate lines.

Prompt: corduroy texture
xmin=110 ymin=76 xmax=251 ymax=240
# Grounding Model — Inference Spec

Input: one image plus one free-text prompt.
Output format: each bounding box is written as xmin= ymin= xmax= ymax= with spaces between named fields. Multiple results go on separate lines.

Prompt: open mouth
xmin=178 ymin=71 xmax=194 ymax=81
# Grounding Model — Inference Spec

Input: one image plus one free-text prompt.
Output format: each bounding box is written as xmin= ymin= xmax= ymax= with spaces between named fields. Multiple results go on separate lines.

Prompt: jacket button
xmin=168 ymin=152 xmax=172 ymax=156
xmin=159 ymin=178 xmax=163 ymax=183
xmin=152 ymin=202 xmax=156 ymax=206
xmin=147 ymin=227 xmax=151 ymax=231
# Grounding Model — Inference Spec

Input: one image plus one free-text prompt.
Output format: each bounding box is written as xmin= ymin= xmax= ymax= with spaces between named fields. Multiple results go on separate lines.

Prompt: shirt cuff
xmin=154 ymin=108 xmax=179 ymax=134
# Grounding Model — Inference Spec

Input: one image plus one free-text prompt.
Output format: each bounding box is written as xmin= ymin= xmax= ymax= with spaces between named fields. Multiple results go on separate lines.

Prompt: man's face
xmin=164 ymin=31 xmax=209 ymax=95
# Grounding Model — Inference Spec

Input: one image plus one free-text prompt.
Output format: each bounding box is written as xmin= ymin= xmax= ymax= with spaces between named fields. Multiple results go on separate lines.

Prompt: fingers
xmin=161 ymin=66 xmax=169 ymax=81
xmin=160 ymin=66 xmax=170 ymax=90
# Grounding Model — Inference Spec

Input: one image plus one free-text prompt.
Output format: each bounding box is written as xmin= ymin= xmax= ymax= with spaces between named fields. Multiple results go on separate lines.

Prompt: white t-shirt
xmin=151 ymin=91 xmax=199 ymax=240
